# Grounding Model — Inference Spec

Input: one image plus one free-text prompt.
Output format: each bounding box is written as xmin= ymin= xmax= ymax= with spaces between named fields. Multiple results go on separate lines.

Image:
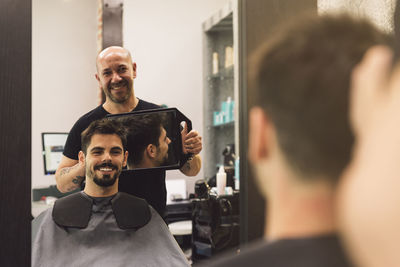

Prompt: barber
xmin=55 ymin=46 xmax=202 ymax=216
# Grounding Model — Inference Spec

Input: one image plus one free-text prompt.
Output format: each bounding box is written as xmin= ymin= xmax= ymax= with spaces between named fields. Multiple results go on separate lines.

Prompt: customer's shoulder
xmin=205 ymin=235 xmax=353 ymax=267
xmin=204 ymin=240 xmax=269 ymax=267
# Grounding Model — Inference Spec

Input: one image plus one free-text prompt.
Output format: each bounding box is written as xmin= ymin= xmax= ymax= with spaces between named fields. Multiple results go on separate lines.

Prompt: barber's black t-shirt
xmin=62 ymin=99 xmax=167 ymax=216
xmin=205 ymin=234 xmax=353 ymax=267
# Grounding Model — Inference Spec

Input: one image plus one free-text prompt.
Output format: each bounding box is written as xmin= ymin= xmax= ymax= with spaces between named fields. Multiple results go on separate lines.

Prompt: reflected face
xmin=96 ymin=48 xmax=136 ymax=104
xmin=155 ymin=126 xmax=171 ymax=166
xmin=85 ymin=134 xmax=127 ymax=187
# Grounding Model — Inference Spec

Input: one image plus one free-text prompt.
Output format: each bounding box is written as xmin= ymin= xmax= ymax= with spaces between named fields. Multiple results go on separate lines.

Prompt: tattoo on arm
xmin=66 ymin=186 xmax=75 ymax=191
xmin=72 ymin=176 xmax=85 ymax=184
xmin=59 ymin=163 xmax=80 ymax=176
xmin=59 ymin=168 xmax=71 ymax=176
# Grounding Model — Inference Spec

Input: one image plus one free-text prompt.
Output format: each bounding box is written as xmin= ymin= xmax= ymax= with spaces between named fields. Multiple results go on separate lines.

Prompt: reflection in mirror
xmin=122 ymin=112 xmax=174 ymax=169
xmin=107 ymin=107 xmax=192 ymax=171
xmin=31 ymin=0 xmax=234 ymax=265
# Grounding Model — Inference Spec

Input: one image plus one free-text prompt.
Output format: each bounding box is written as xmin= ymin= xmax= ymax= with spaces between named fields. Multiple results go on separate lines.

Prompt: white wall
xmin=32 ymin=0 xmax=98 ymax=188
xmin=123 ymin=0 xmax=230 ymax=195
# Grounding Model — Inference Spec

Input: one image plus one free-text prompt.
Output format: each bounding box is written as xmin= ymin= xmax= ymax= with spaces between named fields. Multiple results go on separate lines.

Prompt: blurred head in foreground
xmin=248 ymin=12 xmax=390 ymax=239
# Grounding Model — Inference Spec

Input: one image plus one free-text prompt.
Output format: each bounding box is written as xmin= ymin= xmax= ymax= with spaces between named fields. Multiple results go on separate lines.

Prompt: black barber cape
xmin=205 ymin=234 xmax=353 ymax=267
xmin=32 ymin=192 xmax=189 ymax=267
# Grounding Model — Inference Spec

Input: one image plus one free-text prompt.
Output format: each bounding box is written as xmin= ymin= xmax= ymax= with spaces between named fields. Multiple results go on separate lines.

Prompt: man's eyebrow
xmin=90 ymin=146 xmax=123 ymax=152
xmin=90 ymin=146 xmax=105 ymax=152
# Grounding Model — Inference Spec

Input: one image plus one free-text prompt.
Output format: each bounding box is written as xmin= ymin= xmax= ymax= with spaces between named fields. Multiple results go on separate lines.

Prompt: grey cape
xmin=32 ymin=192 xmax=189 ymax=267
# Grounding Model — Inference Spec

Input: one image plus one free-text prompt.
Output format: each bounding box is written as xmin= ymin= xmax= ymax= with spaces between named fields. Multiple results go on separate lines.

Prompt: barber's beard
xmin=88 ymin=162 xmax=121 ymax=187
xmin=104 ymin=79 xmax=132 ymax=104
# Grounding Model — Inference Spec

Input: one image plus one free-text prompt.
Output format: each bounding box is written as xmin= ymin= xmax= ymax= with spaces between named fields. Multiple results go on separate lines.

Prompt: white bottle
xmin=216 ymin=165 xmax=227 ymax=196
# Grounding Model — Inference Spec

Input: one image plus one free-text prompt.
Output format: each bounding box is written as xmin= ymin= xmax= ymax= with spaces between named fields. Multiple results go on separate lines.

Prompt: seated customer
xmin=32 ymin=118 xmax=189 ymax=267
xmin=207 ymin=13 xmax=389 ymax=267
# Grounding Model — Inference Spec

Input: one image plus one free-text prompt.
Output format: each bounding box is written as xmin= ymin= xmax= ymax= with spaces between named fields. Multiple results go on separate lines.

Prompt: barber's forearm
xmin=180 ymin=154 xmax=201 ymax=176
xmin=55 ymin=164 xmax=85 ymax=193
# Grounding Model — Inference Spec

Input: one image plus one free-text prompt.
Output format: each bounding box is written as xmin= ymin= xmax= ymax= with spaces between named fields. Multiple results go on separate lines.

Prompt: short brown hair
xmin=251 ymin=13 xmax=391 ymax=181
xmin=81 ymin=118 xmax=127 ymax=155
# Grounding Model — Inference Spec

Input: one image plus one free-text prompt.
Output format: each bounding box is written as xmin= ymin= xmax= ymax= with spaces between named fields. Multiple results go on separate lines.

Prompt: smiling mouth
xmin=95 ymin=163 xmax=116 ymax=173
xmin=110 ymin=81 xmax=127 ymax=91
xmin=111 ymin=85 xmax=125 ymax=90
xmin=98 ymin=167 xmax=113 ymax=172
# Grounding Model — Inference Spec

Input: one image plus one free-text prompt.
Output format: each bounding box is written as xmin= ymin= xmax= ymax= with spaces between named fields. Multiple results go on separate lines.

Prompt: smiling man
xmin=55 ymin=46 xmax=202 ymax=217
xmin=32 ymin=119 xmax=189 ymax=267
xmin=79 ymin=121 xmax=127 ymax=195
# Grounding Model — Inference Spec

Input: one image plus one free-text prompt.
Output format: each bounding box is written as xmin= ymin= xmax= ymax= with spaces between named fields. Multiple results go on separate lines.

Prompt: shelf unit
xmin=202 ymin=0 xmax=239 ymax=180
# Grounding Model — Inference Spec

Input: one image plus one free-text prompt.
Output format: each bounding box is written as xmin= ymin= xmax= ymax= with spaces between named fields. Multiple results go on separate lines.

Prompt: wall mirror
xmin=31 ymin=0 xmax=232 ymax=190
xmin=30 ymin=0 xmax=243 ymax=262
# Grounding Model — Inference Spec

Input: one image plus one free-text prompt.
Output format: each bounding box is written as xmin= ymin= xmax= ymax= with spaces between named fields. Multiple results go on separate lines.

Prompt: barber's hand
xmin=181 ymin=122 xmax=202 ymax=155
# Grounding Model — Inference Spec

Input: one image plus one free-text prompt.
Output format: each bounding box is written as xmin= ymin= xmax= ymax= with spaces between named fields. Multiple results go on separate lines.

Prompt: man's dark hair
xmin=81 ymin=118 xmax=127 ymax=155
xmin=251 ymin=13 xmax=391 ymax=181
xmin=119 ymin=113 xmax=163 ymax=166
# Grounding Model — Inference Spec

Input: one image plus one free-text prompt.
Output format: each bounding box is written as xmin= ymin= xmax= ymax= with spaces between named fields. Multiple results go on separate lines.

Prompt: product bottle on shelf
xmin=216 ymin=165 xmax=227 ymax=196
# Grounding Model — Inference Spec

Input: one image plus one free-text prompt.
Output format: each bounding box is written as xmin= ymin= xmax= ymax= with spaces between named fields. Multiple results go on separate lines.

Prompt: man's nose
xmin=111 ymin=72 xmax=122 ymax=83
xmin=167 ymin=137 xmax=171 ymax=144
xmin=102 ymin=152 xmax=112 ymax=161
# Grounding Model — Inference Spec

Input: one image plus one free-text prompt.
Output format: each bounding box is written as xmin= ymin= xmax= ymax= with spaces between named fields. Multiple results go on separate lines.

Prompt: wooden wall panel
xmin=0 ymin=0 xmax=31 ymax=265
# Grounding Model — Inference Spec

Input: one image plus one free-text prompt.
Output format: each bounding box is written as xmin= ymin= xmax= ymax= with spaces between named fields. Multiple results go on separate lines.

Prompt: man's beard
xmin=88 ymin=162 xmax=121 ymax=187
xmin=156 ymin=147 xmax=169 ymax=166
xmin=104 ymin=79 xmax=132 ymax=104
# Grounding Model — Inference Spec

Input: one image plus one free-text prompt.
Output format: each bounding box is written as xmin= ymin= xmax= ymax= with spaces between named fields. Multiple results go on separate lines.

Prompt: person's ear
xmin=146 ymin=144 xmax=156 ymax=159
xmin=248 ymin=107 xmax=271 ymax=163
xmin=78 ymin=151 xmax=85 ymax=165
xmin=132 ymin=62 xmax=137 ymax=79
xmin=122 ymin=150 xmax=128 ymax=168
xmin=95 ymin=73 xmax=102 ymax=88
